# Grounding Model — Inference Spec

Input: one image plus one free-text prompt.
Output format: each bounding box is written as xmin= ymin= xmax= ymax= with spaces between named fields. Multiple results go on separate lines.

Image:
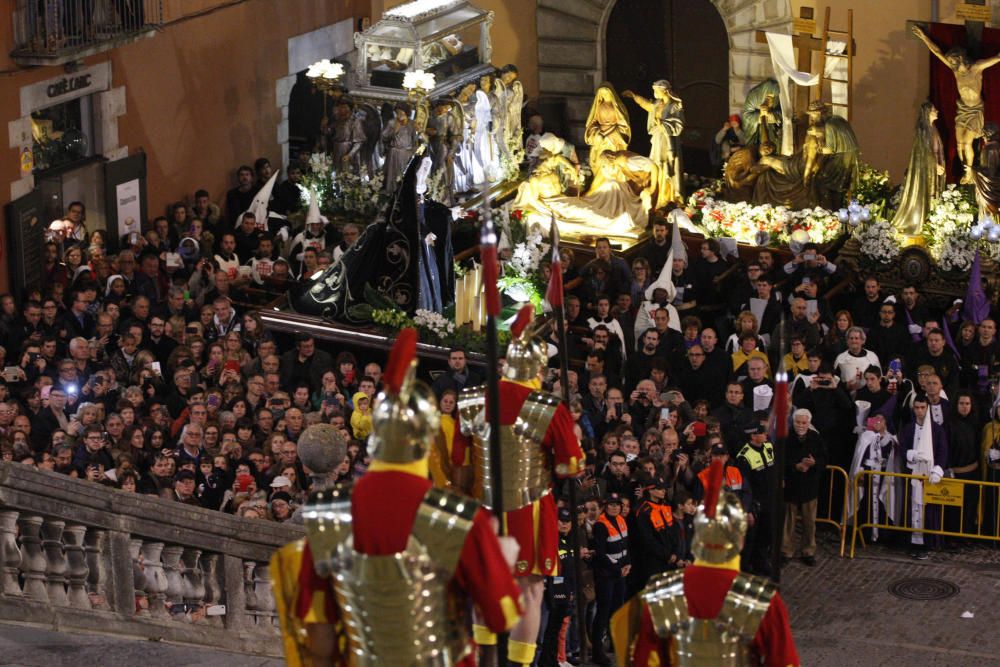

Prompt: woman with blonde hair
xmin=725 ymin=310 xmax=762 ymax=354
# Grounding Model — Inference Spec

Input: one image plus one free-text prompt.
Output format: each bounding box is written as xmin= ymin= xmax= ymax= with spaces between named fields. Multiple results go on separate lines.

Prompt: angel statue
xmin=890 ymin=101 xmax=945 ymax=238
xmin=473 ymin=76 xmax=500 ymax=184
xmin=623 ymin=80 xmax=685 ymax=208
xmin=452 ymin=82 xmax=478 ymax=194
xmin=913 ymin=25 xmax=1000 ymax=183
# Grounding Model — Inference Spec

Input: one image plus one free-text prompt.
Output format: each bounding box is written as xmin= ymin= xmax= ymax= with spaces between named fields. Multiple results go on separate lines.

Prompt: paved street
xmin=1 ymin=529 xmax=999 ymax=665
xmin=782 ymin=530 xmax=1000 ymax=666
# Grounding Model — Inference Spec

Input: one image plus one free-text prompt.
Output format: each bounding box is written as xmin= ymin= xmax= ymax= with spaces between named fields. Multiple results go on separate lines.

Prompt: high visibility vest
xmin=698 ymin=465 xmax=745 ymax=492
xmin=642 ymin=501 xmax=674 ymax=530
xmin=737 ymin=442 xmax=774 ymax=471
xmin=597 ymin=513 xmax=629 ymax=564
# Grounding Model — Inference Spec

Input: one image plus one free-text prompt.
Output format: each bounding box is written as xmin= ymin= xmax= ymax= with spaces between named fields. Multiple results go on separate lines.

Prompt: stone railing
xmin=0 ymin=462 xmax=300 ymax=656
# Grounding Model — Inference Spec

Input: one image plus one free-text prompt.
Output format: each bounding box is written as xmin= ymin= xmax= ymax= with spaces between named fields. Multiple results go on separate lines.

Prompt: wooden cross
xmin=907 ymin=0 xmax=991 ymax=56
xmin=755 ymin=7 xmax=826 ymax=114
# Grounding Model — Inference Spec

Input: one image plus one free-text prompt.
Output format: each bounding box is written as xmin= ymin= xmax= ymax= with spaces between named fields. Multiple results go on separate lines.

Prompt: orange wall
xmin=0 ymin=0 xmax=368 ymax=291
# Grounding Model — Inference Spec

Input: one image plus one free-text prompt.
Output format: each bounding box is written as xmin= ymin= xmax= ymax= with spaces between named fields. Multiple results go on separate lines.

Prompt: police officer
xmin=591 ymin=493 xmax=630 ymax=666
xmin=736 ymin=422 xmax=775 ymax=576
xmin=539 ymin=507 xmax=576 ymax=667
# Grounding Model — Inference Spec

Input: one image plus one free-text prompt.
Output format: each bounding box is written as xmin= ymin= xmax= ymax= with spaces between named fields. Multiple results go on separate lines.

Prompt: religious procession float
xmin=263 ymin=0 xmax=1000 ymax=353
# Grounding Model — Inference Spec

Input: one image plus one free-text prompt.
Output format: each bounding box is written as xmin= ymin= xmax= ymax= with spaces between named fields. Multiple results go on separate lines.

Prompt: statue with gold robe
xmin=890 ymin=101 xmax=946 ymax=238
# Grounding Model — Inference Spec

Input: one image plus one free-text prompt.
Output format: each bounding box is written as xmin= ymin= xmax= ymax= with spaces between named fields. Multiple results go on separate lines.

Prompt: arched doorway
xmin=604 ymin=0 xmax=729 ymax=177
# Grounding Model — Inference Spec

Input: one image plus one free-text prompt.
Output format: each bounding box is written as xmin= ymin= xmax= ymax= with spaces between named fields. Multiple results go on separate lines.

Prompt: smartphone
xmin=692 ymin=421 xmax=707 ymax=437
xmin=223 ymin=361 xmax=241 ymax=374
xmin=615 ymin=403 xmax=623 ymax=418
xmin=2 ymin=367 xmax=20 ymax=382
xmin=804 ymin=252 xmax=816 ymax=261
xmin=151 ymin=361 xmax=162 ymax=377
xmin=660 ymin=407 xmax=670 ymax=421
xmin=802 ymin=276 xmax=811 ymax=285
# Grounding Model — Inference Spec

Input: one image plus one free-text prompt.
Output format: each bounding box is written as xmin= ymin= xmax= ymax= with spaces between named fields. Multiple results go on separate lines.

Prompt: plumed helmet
xmin=503 ymin=305 xmax=548 ymax=382
xmin=690 ymin=459 xmax=748 ymax=564
xmin=368 ymin=329 xmax=441 ymax=464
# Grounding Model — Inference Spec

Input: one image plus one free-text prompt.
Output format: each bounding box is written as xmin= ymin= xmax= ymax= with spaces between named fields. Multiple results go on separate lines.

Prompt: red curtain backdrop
xmin=928 ymin=22 xmax=1000 ymax=182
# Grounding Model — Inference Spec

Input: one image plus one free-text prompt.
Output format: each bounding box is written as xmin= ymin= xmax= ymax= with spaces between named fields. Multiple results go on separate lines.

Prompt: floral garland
xmin=686 ymin=184 xmax=842 ymax=246
xmin=853 ymin=163 xmax=895 ymax=221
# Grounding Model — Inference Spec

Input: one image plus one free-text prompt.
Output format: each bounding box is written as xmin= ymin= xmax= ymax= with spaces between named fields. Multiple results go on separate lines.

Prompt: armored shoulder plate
xmin=457 ymin=386 xmax=487 ymax=437
xmin=641 ymin=570 xmax=689 ymax=639
xmin=302 ymin=484 xmax=354 ymax=577
xmin=717 ymin=573 xmax=776 ymax=640
xmin=515 ymin=391 xmax=561 ymax=443
xmin=411 ymin=486 xmax=481 ymax=574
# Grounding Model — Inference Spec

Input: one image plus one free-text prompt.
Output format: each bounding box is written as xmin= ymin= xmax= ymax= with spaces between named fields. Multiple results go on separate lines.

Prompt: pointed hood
xmin=305 ymin=187 xmax=325 ymax=225
xmin=670 ymin=211 xmax=687 ymax=264
xmin=645 ymin=249 xmax=676 ymax=302
xmin=244 ymin=171 xmax=279 ymax=225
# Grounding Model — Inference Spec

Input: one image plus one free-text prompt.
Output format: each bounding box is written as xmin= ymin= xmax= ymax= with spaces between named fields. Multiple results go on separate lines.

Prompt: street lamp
xmin=307 ymin=59 xmax=346 ymax=125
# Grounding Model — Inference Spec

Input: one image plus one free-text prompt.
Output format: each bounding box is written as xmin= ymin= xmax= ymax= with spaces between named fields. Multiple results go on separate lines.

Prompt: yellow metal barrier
xmin=849 ymin=470 xmax=1000 ymax=557
xmin=815 ymin=465 xmax=849 ymax=557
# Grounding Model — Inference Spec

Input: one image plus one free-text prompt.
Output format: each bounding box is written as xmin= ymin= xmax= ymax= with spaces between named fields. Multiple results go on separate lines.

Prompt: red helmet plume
xmin=703 ymin=458 xmax=725 ymax=519
xmin=510 ymin=304 xmax=535 ymax=338
xmin=383 ymin=328 xmax=418 ymax=394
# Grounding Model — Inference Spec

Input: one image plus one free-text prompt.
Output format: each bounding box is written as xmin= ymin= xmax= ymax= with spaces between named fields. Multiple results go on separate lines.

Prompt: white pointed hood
xmin=669 ymin=210 xmax=688 ymax=264
xmin=243 ymin=171 xmax=279 ymax=225
xmin=305 ymin=187 xmax=325 ymax=225
xmin=645 ymin=247 xmax=676 ymax=302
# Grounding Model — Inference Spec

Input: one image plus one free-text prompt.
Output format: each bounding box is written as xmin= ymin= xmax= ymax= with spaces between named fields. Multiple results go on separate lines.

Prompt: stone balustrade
xmin=0 ymin=462 xmax=301 ymax=657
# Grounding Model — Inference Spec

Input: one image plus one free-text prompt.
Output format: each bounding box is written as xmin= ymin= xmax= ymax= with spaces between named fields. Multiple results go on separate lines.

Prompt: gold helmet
xmin=368 ymin=328 xmax=441 ymax=464
xmin=691 ymin=459 xmax=748 ymax=564
xmin=503 ymin=304 xmax=549 ymax=382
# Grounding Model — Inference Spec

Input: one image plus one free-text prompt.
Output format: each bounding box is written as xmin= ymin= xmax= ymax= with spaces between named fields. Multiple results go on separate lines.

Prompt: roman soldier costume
xmin=455 ymin=305 xmax=585 ymax=666
xmin=271 ymin=329 xmax=522 ymax=666
xmin=612 ymin=459 xmax=800 ymax=667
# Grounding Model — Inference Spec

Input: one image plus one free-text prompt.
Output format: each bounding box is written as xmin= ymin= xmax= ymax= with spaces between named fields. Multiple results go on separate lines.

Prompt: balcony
xmin=11 ymin=0 xmax=163 ymax=67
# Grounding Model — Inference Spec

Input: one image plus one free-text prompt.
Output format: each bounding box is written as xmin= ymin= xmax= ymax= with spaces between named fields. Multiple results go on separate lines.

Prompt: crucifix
xmin=755 ymin=7 xmax=826 ymax=115
xmin=909 ymin=0 xmax=1000 ymax=182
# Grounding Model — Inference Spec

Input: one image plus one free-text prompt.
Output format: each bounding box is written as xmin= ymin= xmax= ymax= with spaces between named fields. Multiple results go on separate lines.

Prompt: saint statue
xmin=912 ymin=25 xmax=1000 ymax=183
xmin=890 ymin=101 xmax=945 ymax=238
xmin=500 ymin=64 xmax=525 ymax=165
xmin=512 ymin=133 xmax=581 ymax=212
xmin=481 ymin=72 xmax=509 ymax=169
xmin=452 ymin=82 xmax=478 ymax=194
xmin=474 ymin=77 xmax=500 ymax=184
xmin=427 ymin=100 xmax=460 ymax=204
xmin=742 ymin=79 xmax=782 ymax=147
xmin=584 ymin=84 xmax=632 ymax=186
xmin=381 ymin=102 xmax=417 ymax=191
xmin=974 ymin=123 xmax=1000 ymax=218
xmin=327 ymin=97 xmax=364 ymax=172
xmin=623 ymin=80 xmax=685 ymax=208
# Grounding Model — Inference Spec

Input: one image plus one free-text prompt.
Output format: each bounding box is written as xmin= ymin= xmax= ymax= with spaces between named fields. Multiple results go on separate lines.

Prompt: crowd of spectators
xmin=9 ymin=158 xmax=1000 ymax=665
xmin=10 ymin=156 xmax=369 ymax=523
xmin=451 ymin=218 xmax=998 ymax=666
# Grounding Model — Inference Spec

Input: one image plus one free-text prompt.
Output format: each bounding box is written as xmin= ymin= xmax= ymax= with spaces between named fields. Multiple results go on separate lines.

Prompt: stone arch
xmin=535 ymin=0 xmax=794 ymax=145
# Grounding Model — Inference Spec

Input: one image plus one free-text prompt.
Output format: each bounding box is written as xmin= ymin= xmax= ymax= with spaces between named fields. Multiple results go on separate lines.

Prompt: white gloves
xmin=989 ymin=449 xmax=1000 ymax=462
xmin=908 ymin=324 xmax=923 ymax=335
xmin=929 ymin=465 xmax=944 ymax=484
xmin=276 ymin=226 xmax=290 ymax=243
xmin=906 ymin=449 xmax=917 ymax=463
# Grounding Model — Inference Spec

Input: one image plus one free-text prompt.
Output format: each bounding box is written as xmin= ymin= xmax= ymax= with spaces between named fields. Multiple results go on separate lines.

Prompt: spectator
xmin=430 ymin=348 xmax=483 ymax=398
xmin=782 ymin=409 xmax=827 ymax=566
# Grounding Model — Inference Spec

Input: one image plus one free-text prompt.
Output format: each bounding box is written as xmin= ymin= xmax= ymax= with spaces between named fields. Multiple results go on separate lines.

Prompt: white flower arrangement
xmin=854 ymin=220 xmax=900 ymax=265
xmin=506 ymin=223 xmax=550 ymax=278
xmin=413 ymin=309 xmax=455 ymax=339
xmin=687 ymin=192 xmax=841 ymax=246
xmin=303 ymin=153 xmax=386 ymax=219
xmin=924 ymin=184 xmax=997 ymax=271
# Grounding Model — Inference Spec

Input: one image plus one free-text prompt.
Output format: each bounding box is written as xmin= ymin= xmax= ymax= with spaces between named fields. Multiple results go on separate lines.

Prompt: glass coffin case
xmin=352 ymin=0 xmax=494 ymax=100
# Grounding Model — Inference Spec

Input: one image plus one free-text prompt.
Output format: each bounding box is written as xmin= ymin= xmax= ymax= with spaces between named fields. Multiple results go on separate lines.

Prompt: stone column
xmin=0 ymin=510 xmax=21 ymax=596
xmin=201 ymin=553 xmax=222 ymax=627
xmin=161 ymin=544 xmax=185 ymax=615
xmin=17 ymin=515 xmax=47 ymax=601
xmin=181 ymin=548 xmax=204 ymax=612
xmin=252 ymin=562 xmax=277 ymax=630
xmin=221 ymin=554 xmax=249 ymax=631
xmin=41 ymin=520 xmax=68 ymax=606
xmin=129 ymin=538 xmax=148 ymax=616
xmin=63 ymin=524 xmax=90 ymax=609
xmin=141 ymin=541 xmax=168 ymax=619
xmin=243 ymin=561 xmax=258 ymax=623
xmin=84 ymin=529 xmax=110 ymax=610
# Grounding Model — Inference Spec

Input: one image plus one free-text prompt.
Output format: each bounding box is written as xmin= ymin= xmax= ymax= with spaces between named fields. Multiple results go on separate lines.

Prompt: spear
xmin=479 ymin=184 xmax=504 ymax=525
xmin=546 ymin=215 xmax=589 ymax=664
xmin=770 ymin=311 xmax=790 ymax=583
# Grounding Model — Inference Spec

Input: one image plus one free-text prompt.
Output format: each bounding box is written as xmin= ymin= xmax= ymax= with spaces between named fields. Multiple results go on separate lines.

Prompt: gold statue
xmin=890 ymin=101 xmax=946 ymax=238
xmin=802 ymin=100 xmax=829 ymax=187
xmin=912 ymin=25 xmax=1000 ymax=183
xmin=584 ymin=84 xmax=632 ymax=189
xmin=512 ymin=133 xmax=581 ymax=211
xmin=623 ymin=80 xmax=685 ymax=208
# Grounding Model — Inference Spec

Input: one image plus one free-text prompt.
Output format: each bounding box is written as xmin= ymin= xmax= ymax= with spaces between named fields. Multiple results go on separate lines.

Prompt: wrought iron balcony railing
xmin=11 ymin=0 xmax=163 ymax=66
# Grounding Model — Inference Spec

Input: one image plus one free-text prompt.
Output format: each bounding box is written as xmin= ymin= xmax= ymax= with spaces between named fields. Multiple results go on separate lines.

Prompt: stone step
xmin=537 ymin=7 xmax=599 ymax=41
xmin=537 ymin=0 xmax=605 ymax=25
